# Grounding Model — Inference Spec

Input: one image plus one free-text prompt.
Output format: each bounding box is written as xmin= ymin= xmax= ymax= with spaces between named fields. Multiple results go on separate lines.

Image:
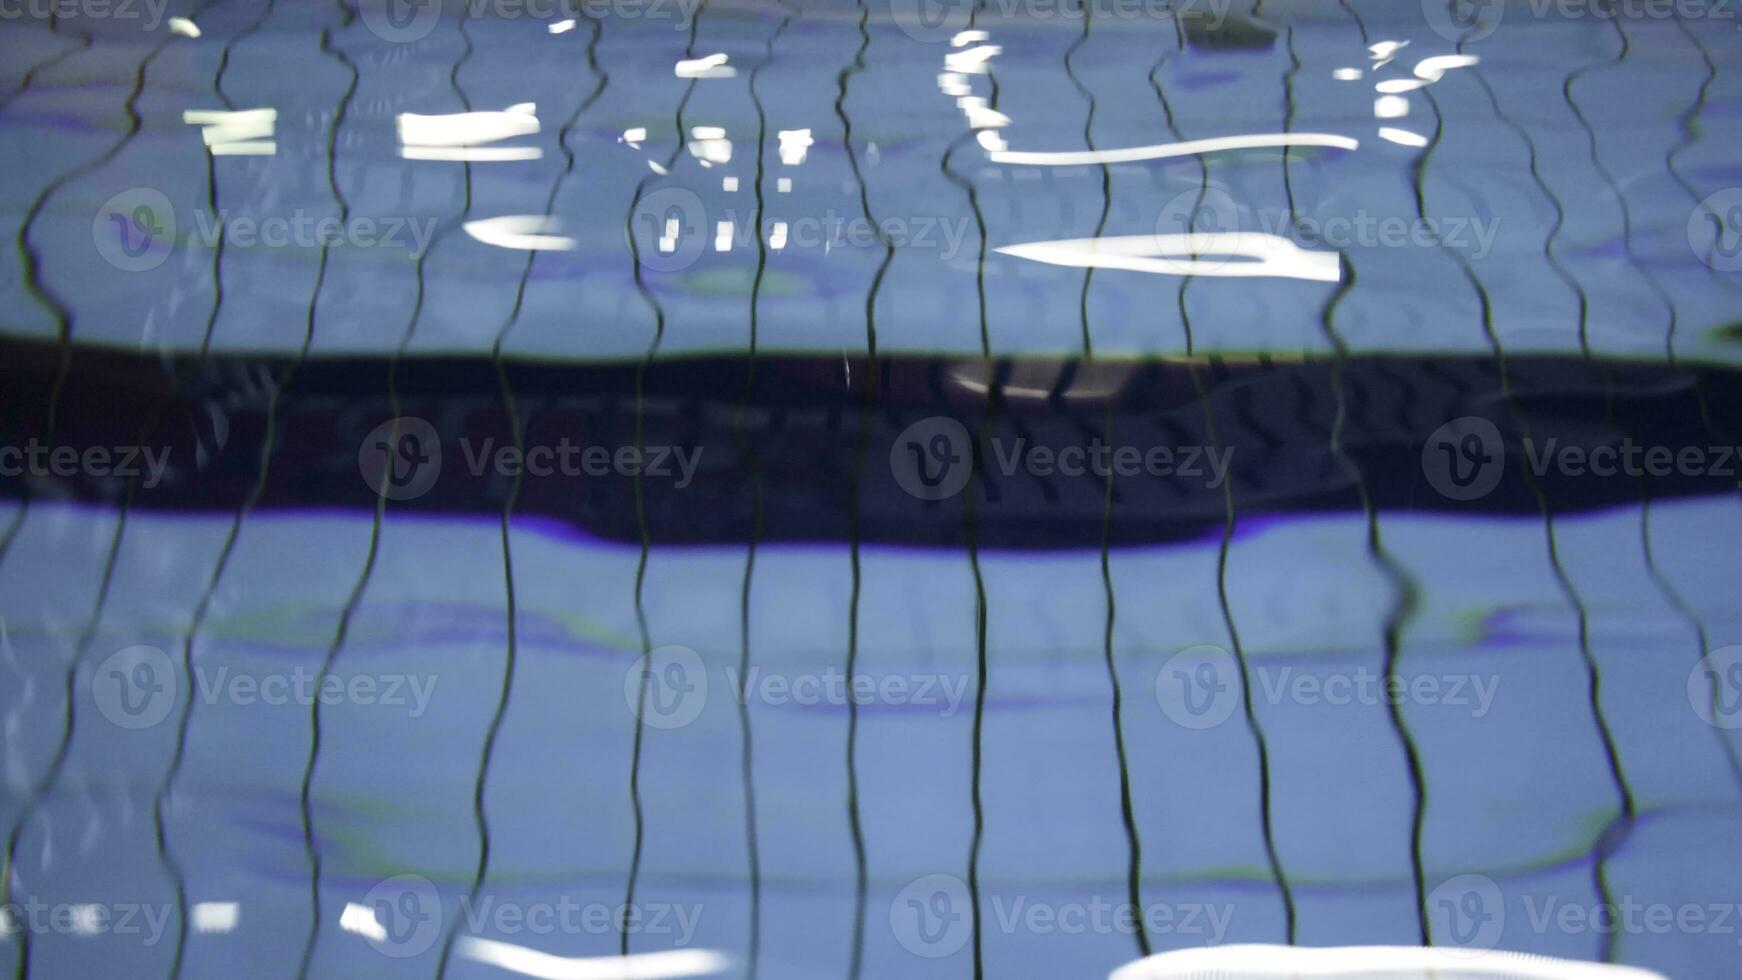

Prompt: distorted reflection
xmin=458 ymin=937 xmax=730 ymax=979
xmin=399 ymin=104 xmax=541 ymax=161
xmin=997 ymin=233 xmax=1340 ymax=282
xmin=464 ymin=215 xmax=576 ymax=251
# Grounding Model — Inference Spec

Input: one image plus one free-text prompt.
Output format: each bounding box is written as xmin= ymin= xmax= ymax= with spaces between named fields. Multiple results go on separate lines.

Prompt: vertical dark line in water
xmin=1318 ymin=0 xmax=1428 ymax=943
xmin=1665 ymin=19 xmax=1721 ymax=283
xmin=622 ymin=0 xmax=709 ymax=954
xmin=196 ymin=0 xmax=277 ymax=357
xmin=1098 ymin=398 xmax=1148 ymax=957
xmin=843 ymin=386 xmax=872 ymax=980
xmin=1064 ymin=0 xmax=1105 ymax=357
xmin=962 ymin=374 xmax=995 ymax=980
xmin=291 ymin=8 xmax=370 ymax=976
xmin=3 ymin=8 xmax=219 ymax=975
xmin=1417 ymin=81 xmax=1637 ymax=956
xmin=1186 ymin=360 xmax=1296 ymax=943
xmin=1310 ymin=6 xmax=1430 ymax=939
xmin=1461 ymin=62 xmax=1589 ymax=355
xmin=16 ymin=0 xmax=217 ymax=441
xmin=836 ymin=7 xmax=878 ymax=973
xmin=732 ymin=10 xmax=793 ymax=973
xmin=159 ymin=5 xmax=284 ymax=971
xmin=7 ymin=399 xmax=170 ymax=980
xmin=938 ymin=0 xmax=997 ymax=356
xmin=428 ymin=9 xmax=544 ymax=974
xmin=1146 ymin=14 xmax=1197 ymax=355
xmin=837 ymin=1 xmax=885 ymax=361
xmin=1562 ymin=19 xmax=1675 ymax=358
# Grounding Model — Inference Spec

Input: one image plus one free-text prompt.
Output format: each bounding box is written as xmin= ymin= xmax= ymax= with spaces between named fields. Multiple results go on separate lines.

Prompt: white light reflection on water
xmin=458 ymin=937 xmax=729 ymax=979
xmin=997 ymin=233 xmax=1340 ymax=282
xmin=1110 ymin=944 xmax=1667 ymax=980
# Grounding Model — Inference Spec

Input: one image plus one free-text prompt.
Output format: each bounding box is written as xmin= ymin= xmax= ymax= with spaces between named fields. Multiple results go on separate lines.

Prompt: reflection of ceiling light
xmin=996 ymin=233 xmax=1340 ymax=283
xmin=184 ymin=108 xmax=277 ymax=155
xmin=1375 ymin=78 xmax=1427 ymax=94
xmin=945 ymin=45 xmax=1001 ymax=74
xmin=690 ymin=126 xmax=725 ymax=140
xmin=169 ymin=17 xmax=200 ymax=36
xmin=400 ymin=106 xmax=541 ymax=161
xmin=1414 ymin=53 xmax=1480 ymax=81
xmin=937 ymin=72 xmax=971 ymax=96
xmin=191 ymin=903 xmax=239 ymax=935
xmin=339 ymin=903 xmax=386 ymax=942
xmin=988 ymin=132 xmax=1358 ymax=167
xmin=549 ymin=19 xmax=576 ymax=33
xmin=952 ymin=29 xmax=989 ymax=46
xmin=1374 ymin=95 xmax=1409 ymax=119
xmin=458 ymin=937 xmax=732 ymax=980
xmin=1332 ymin=67 xmax=1362 ymax=80
xmin=676 ymin=53 xmax=734 ymax=78
xmin=1110 ymin=944 xmax=1666 ymax=980
xmin=1378 ymin=126 xmax=1428 ymax=148
xmin=464 ymin=215 xmax=576 ymax=251
xmin=777 ymin=129 xmax=814 ymax=165
xmin=977 ymin=130 xmax=1008 ymax=153
xmin=1368 ymin=40 xmax=1408 ymax=59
